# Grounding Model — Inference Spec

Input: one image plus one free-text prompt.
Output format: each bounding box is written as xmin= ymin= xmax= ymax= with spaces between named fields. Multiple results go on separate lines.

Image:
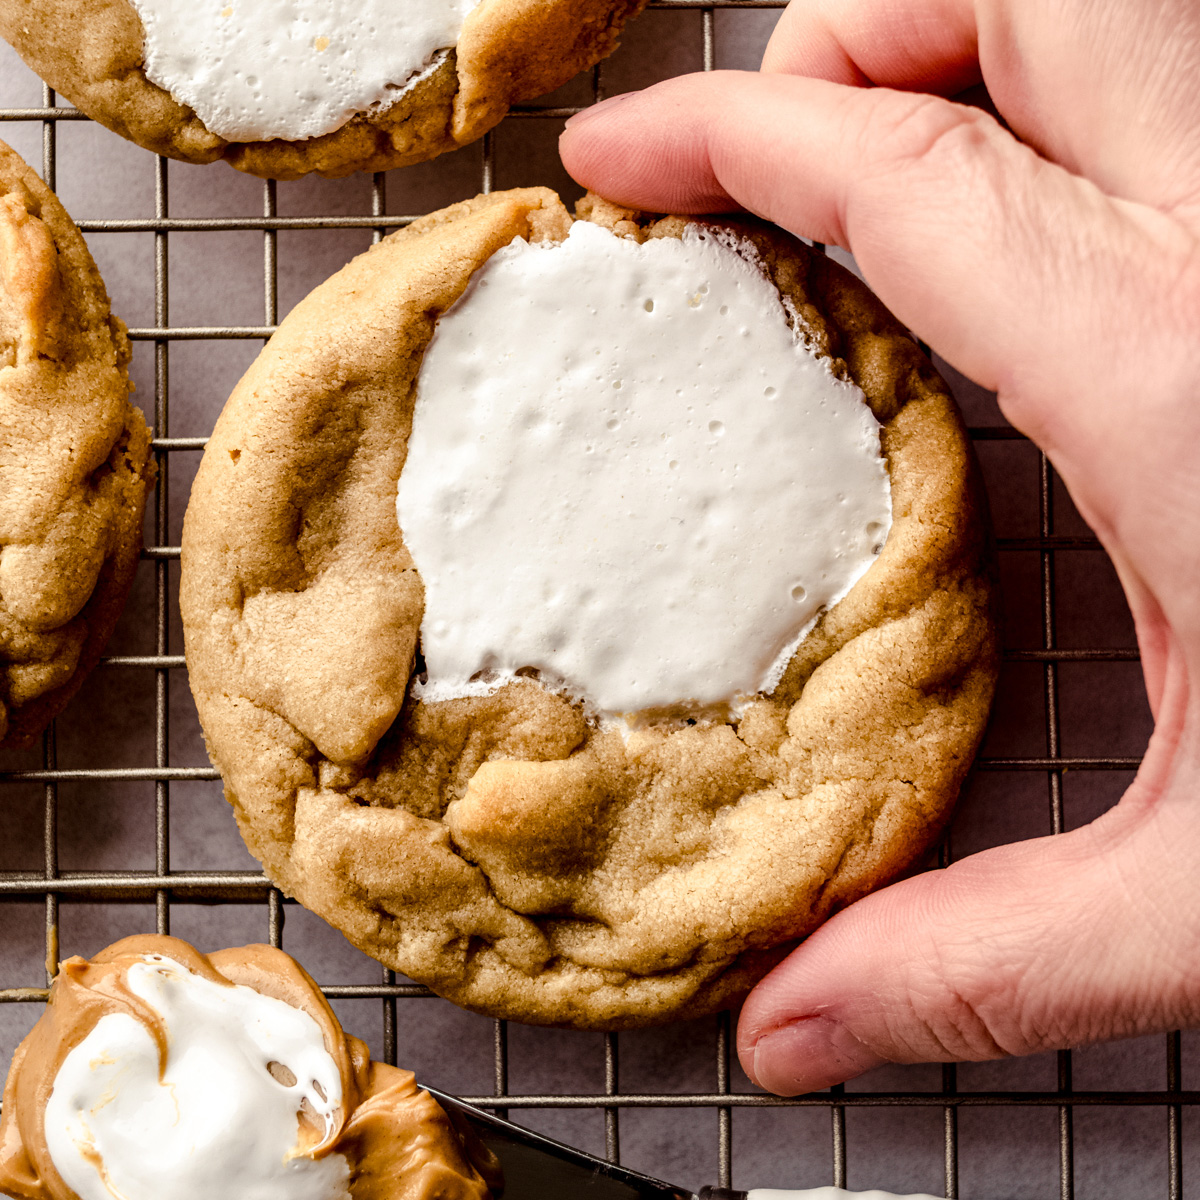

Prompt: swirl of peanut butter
xmin=0 ymin=935 xmax=499 ymax=1200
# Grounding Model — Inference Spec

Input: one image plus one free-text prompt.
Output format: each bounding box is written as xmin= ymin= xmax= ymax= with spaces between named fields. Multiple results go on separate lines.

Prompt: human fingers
xmin=737 ymin=788 xmax=1200 ymax=1094
xmin=759 ymin=0 xmax=1200 ymax=208
xmin=761 ymin=0 xmax=979 ymax=96
xmin=560 ymin=72 xmax=1191 ymax=454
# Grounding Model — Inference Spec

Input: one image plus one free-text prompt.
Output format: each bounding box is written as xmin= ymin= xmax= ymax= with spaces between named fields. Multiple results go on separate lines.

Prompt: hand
xmin=560 ymin=0 xmax=1200 ymax=1095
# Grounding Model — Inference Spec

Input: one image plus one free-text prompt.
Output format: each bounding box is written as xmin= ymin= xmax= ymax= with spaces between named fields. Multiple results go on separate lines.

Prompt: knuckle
xmin=877 ymin=919 xmax=1048 ymax=1063
xmin=856 ymin=92 xmax=1000 ymax=187
xmin=903 ymin=947 xmax=1023 ymax=1061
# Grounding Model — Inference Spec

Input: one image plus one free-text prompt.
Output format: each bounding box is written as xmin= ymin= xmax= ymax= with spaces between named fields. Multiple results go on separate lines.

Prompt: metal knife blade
xmin=424 ymin=1085 xmax=946 ymax=1200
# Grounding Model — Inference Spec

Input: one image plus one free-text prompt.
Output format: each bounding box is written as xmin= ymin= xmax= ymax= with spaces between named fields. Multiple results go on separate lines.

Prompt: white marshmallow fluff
xmin=398 ymin=221 xmax=893 ymax=718
xmin=44 ymin=956 xmax=349 ymax=1200
xmin=127 ymin=0 xmax=478 ymax=142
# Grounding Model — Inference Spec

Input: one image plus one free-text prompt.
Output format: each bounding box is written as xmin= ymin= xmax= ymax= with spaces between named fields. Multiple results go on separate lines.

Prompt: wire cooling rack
xmin=0 ymin=5 xmax=1189 ymax=1197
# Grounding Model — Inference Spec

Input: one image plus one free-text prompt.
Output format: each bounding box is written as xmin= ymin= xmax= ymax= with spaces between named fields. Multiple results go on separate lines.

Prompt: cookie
xmin=180 ymin=187 xmax=998 ymax=1029
xmin=0 ymin=140 xmax=153 ymax=751
xmin=0 ymin=0 xmax=647 ymax=180
xmin=0 ymin=935 xmax=499 ymax=1199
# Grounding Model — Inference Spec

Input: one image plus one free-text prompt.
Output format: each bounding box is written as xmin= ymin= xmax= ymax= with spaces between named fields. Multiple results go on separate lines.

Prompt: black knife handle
xmin=697 ymin=1190 xmax=749 ymax=1200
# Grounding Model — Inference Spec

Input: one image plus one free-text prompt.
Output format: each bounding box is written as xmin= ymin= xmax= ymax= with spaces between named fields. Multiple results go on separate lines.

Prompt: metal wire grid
xmin=0 ymin=6 xmax=1187 ymax=1196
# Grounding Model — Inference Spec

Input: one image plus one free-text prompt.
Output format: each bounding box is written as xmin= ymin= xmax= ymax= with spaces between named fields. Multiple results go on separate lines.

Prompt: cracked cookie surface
xmin=0 ymin=0 xmax=647 ymax=179
xmin=0 ymin=140 xmax=153 ymax=750
xmin=181 ymin=188 xmax=998 ymax=1029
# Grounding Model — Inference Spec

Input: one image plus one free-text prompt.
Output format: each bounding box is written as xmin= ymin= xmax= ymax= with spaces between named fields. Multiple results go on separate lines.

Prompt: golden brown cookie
xmin=0 ymin=140 xmax=153 ymax=751
xmin=0 ymin=0 xmax=647 ymax=180
xmin=180 ymin=187 xmax=998 ymax=1029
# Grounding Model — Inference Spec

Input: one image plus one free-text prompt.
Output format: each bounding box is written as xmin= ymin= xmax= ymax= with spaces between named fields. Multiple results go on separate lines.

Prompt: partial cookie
xmin=0 ymin=0 xmax=647 ymax=179
xmin=0 ymin=935 xmax=499 ymax=1199
xmin=181 ymin=188 xmax=998 ymax=1029
xmin=0 ymin=140 xmax=153 ymax=750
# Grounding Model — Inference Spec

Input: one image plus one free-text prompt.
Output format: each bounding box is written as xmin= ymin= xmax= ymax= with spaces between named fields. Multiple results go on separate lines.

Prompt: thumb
xmin=737 ymin=796 xmax=1200 ymax=1095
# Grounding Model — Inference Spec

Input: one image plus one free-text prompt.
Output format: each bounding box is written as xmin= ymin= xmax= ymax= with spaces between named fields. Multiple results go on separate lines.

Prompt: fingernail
xmin=747 ymin=1017 xmax=886 ymax=1095
xmin=564 ymin=91 xmax=637 ymax=129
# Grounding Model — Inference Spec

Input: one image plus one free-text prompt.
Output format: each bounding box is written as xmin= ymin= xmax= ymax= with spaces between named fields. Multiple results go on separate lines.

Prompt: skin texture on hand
xmin=560 ymin=0 xmax=1200 ymax=1095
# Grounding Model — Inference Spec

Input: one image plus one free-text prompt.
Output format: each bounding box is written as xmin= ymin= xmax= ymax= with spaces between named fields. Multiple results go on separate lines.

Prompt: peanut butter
xmin=0 ymin=936 xmax=497 ymax=1200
